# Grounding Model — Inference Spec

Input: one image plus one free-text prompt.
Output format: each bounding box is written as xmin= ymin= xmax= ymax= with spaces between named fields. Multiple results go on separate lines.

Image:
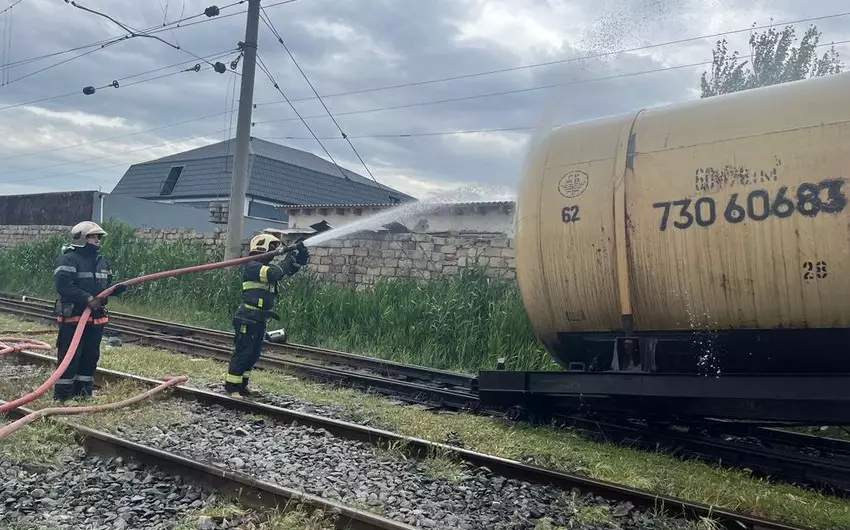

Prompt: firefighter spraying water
xmin=223 ymin=233 xmax=310 ymax=398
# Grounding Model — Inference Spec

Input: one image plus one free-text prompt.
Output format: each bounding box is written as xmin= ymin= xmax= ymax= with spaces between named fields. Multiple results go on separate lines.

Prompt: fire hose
xmin=0 ymin=240 xmax=306 ymax=438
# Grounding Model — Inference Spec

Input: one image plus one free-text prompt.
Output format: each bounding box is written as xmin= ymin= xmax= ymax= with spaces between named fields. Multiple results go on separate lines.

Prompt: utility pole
xmin=224 ymin=0 xmax=261 ymax=259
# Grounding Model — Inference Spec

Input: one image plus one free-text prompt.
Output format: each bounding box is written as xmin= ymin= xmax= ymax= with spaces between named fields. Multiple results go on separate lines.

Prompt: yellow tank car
xmin=516 ymin=71 xmax=850 ymax=374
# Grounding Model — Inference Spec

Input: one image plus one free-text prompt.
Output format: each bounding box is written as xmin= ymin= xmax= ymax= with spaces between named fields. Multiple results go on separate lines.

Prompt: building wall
xmin=0 ymin=191 xmax=96 ymax=225
xmin=97 ymin=194 xmax=286 ymax=236
xmin=0 ymin=225 xmax=516 ymax=285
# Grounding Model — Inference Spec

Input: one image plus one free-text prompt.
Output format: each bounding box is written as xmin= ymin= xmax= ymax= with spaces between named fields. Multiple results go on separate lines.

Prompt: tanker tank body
xmin=478 ymin=72 xmax=850 ymax=424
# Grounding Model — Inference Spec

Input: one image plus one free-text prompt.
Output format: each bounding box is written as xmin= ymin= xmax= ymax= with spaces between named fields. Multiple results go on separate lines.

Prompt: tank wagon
xmin=477 ymin=72 xmax=850 ymax=424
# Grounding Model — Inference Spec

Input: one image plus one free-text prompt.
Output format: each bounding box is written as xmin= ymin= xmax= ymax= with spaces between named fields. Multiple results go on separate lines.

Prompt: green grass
xmin=0 ymin=219 xmax=555 ymax=373
xmin=173 ymin=500 xmax=339 ymax=530
xmin=2 ymin=314 xmax=847 ymax=530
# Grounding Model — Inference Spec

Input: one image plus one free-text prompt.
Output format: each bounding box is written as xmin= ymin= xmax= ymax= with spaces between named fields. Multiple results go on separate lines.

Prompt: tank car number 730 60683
xmin=651 ymin=178 xmax=847 ymax=232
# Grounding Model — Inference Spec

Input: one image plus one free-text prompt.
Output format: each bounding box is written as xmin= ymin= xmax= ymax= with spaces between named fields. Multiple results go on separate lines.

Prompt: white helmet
xmin=70 ymin=221 xmax=107 ymax=246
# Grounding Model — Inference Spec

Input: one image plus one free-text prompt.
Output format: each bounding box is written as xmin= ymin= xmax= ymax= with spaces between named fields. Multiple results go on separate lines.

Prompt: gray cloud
xmin=1 ymin=0 xmax=849 ymax=198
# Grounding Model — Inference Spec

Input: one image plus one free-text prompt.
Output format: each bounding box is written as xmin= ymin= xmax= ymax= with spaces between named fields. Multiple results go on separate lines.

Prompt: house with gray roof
xmin=110 ymin=136 xmax=415 ymax=222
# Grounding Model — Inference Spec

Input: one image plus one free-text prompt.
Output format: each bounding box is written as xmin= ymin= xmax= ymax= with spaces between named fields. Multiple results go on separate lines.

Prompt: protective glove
xmin=294 ymin=246 xmax=310 ymax=266
xmin=86 ymin=296 xmax=102 ymax=310
xmin=111 ymin=284 xmax=128 ymax=296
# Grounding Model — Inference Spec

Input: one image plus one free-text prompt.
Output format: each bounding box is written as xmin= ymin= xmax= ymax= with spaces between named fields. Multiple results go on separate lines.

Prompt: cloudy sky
xmin=0 ymin=0 xmax=847 ymax=200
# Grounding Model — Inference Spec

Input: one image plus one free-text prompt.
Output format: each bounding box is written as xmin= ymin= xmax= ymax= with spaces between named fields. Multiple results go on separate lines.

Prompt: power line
xmin=266 ymin=127 xmax=534 ymax=141
xmin=0 ymin=0 xmax=24 ymax=16
xmin=255 ymin=53 xmax=354 ymax=184
xmin=260 ymin=8 xmax=430 ymax=276
xmin=259 ymin=8 xmax=388 ymax=195
xmin=2 ymin=127 xmax=233 ymax=185
xmin=0 ymin=108 xmax=233 ymax=162
xmin=3 ymin=38 xmax=847 ymax=171
xmin=0 ymin=48 xmax=237 ymax=111
xmin=253 ymin=37 xmax=850 ymax=127
xmin=253 ymin=10 xmax=850 ymax=108
xmin=0 ymin=0 xmax=248 ymax=78
xmin=66 ymin=1 xmax=229 ymax=72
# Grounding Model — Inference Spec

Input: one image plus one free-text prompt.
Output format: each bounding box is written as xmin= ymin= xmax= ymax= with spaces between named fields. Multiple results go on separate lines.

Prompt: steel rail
xmin=3 ymin=348 xmax=809 ymax=530
xmin=0 ymin=292 xmax=474 ymax=390
xmin=3 ymin=296 xmax=850 ymax=498
xmin=557 ymin=415 xmax=850 ymax=496
xmin=0 ymin=299 xmax=481 ymax=410
xmin=0 ymin=399 xmax=418 ymax=530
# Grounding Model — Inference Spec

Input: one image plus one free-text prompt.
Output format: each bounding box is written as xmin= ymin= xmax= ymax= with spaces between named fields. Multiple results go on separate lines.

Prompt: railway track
xmin=1 ymin=402 xmax=419 ymax=530
xmin=1 ymin=347 xmax=807 ymax=530
xmin=3 ymin=293 xmax=850 ymax=498
xmin=0 ymin=295 xmax=480 ymax=411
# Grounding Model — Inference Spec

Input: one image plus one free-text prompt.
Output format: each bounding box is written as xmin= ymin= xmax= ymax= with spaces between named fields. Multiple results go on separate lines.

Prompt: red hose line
xmin=0 ymin=247 xmax=284 ymax=414
xmin=0 ymin=337 xmax=52 ymax=356
xmin=0 ymin=375 xmax=188 ymax=440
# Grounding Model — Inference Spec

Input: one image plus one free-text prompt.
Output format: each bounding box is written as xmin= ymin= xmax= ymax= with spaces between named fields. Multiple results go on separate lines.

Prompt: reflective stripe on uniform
xmin=55 ymin=378 xmax=74 ymax=385
xmin=95 ymin=272 xmax=109 ymax=279
xmin=242 ymin=281 xmax=272 ymax=291
xmin=243 ymin=303 xmax=263 ymax=312
xmin=225 ymin=373 xmax=243 ymax=384
xmin=242 ymin=371 xmax=251 ymax=379
xmin=58 ymin=315 xmax=109 ymax=325
xmin=76 ymin=272 xmax=95 ymax=279
xmin=259 ymin=265 xmax=270 ymax=283
xmin=75 ymin=375 xmax=94 ymax=382
xmin=54 ymin=265 xmax=77 ymax=275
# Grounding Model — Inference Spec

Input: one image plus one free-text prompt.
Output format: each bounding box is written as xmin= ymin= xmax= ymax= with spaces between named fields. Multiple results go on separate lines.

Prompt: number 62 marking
xmin=562 ymin=205 xmax=580 ymax=223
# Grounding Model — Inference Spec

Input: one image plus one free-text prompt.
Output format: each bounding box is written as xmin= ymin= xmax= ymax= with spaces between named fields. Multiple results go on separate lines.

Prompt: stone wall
xmin=0 ymin=224 xmax=516 ymax=286
xmin=0 ymin=225 xmax=70 ymax=248
xmin=308 ymin=231 xmax=515 ymax=288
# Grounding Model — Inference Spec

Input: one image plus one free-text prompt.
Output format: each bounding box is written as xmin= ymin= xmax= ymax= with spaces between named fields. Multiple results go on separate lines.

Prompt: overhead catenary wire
xmin=4 ymin=29 xmax=849 ymax=182
xmin=265 ymin=127 xmax=534 ymax=141
xmin=255 ymin=54 xmax=351 ymax=182
xmin=1 ymin=125 xmax=532 ymax=187
xmin=6 ymin=36 xmax=850 ymax=184
xmin=0 ymin=0 xmax=273 ymax=87
xmin=253 ymin=10 xmax=850 ymax=108
xmin=0 ymin=2 xmax=238 ymax=87
xmin=0 ymin=0 xmax=24 ymax=16
xmin=259 ymin=8 xmax=390 ymax=194
xmin=253 ymin=37 xmax=850 ymax=128
xmin=260 ymin=9 xmax=433 ymax=278
xmin=2 ymin=125 xmax=235 ymax=184
xmin=0 ymin=48 xmax=238 ymax=112
xmin=0 ymin=0 xmax=297 ymax=75
xmin=65 ymin=1 xmax=229 ymax=72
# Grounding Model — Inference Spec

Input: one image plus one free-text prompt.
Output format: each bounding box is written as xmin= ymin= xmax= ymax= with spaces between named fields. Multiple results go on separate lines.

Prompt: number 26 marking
xmin=562 ymin=205 xmax=580 ymax=223
xmin=802 ymin=261 xmax=827 ymax=280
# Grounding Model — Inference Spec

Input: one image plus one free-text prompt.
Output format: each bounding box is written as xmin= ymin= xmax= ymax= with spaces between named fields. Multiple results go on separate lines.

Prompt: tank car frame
xmin=479 ymin=72 xmax=850 ymax=425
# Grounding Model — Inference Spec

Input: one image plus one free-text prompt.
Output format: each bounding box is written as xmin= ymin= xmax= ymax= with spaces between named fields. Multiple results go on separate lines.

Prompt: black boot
xmin=73 ymin=380 xmax=94 ymax=400
xmin=224 ymin=381 xmax=244 ymax=397
xmin=240 ymin=377 xmax=263 ymax=398
xmin=53 ymin=380 xmax=75 ymax=402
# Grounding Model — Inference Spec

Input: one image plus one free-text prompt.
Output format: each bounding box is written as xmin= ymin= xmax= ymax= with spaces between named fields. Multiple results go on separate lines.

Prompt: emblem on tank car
xmin=558 ymin=170 xmax=589 ymax=198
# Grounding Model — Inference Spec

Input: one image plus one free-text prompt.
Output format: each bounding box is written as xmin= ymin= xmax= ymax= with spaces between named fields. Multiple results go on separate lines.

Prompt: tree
xmin=699 ymin=24 xmax=844 ymax=98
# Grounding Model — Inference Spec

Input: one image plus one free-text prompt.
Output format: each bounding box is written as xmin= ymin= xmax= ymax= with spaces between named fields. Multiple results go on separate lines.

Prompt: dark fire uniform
xmin=225 ymin=248 xmax=308 ymax=395
xmin=53 ymin=242 xmax=125 ymax=401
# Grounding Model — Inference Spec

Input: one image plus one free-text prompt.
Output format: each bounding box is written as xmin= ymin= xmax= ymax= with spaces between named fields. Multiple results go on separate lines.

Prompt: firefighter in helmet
xmin=224 ymin=233 xmax=309 ymax=397
xmin=53 ymin=221 xmax=127 ymax=401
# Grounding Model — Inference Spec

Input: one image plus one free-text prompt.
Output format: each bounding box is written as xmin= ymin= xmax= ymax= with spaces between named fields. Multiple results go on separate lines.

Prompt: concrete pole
xmin=224 ymin=0 xmax=261 ymax=259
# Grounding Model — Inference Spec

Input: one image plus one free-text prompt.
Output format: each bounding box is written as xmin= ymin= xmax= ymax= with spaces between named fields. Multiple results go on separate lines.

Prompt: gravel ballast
xmin=0 ymin=454 xmax=214 ymax=529
xmin=106 ymin=398 xmax=698 ymax=530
